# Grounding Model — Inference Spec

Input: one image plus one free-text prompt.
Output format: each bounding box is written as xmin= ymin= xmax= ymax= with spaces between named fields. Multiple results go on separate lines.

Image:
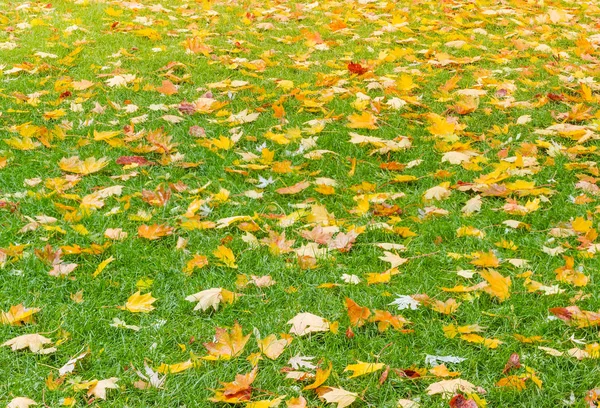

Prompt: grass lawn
xmin=1 ymin=0 xmax=600 ymax=406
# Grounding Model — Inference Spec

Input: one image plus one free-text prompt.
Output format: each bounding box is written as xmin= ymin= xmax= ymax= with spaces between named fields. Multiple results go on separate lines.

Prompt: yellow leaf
xmin=443 ymin=324 xmax=484 ymax=339
xmin=429 ymin=364 xmax=460 ymax=377
xmin=431 ymin=298 xmax=460 ymax=315
xmin=496 ymin=375 xmax=526 ymax=390
xmin=43 ymin=109 xmax=67 ymax=120
xmin=304 ymin=362 xmax=332 ymax=390
xmin=93 ymin=130 xmax=121 ymax=141
xmin=92 ymin=256 xmax=114 ymax=278
xmin=156 ymin=360 xmax=193 ymax=374
xmin=427 ymin=113 xmax=456 ymax=138
xmin=1 ymin=304 xmax=41 ymax=326
xmin=134 ymin=28 xmax=161 ymax=41
xmin=120 ymin=291 xmax=156 ymax=313
xmin=572 ymin=216 xmax=592 ymax=233
xmin=58 ymin=156 xmax=109 ymax=175
xmin=347 ymin=111 xmax=378 ymax=129
xmin=366 ymin=268 xmax=399 ymax=285
xmin=4 ymin=136 xmax=41 ymax=150
xmin=470 ymin=251 xmax=500 ymax=268
xmin=246 ymin=397 xmax=285 ymax=408
xmin=213 ymin=245 xmax=237 ymax=268
xmin=343 ymin=361 xmax=385 ymax=378
xmin=460 ymin=333 xmax=503 ymax=348
xmin=480 ymin=269 xmax=511 ymax=302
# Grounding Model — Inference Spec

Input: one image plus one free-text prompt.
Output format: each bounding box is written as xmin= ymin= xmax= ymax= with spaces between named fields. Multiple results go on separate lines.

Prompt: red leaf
xmin=347 ymin=62 xmax=368 ymax=75
xmin=449 ymin=394 xmax=478 ymax=408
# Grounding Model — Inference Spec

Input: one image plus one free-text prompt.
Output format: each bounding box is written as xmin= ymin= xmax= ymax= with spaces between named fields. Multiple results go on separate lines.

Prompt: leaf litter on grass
xmin=1 ymin=0 xmax=600 ymax=406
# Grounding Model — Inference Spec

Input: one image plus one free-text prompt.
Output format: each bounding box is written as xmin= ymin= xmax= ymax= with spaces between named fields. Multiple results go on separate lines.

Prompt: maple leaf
xmin=286 ymin=396 xmax=308 ymax=408
xmin=1 ymin=304 xmax=40 ymax=326
xmin=287 ymin=312 xmax=330 ymax=336
xmin=459 ymin=333 xmax=503 ymax=349
xmin=156 ymin=360 xmax=193 ymax=374
xmin=429 ymin=364 xmax=460 ymax=378
xmin=461 ymin=195 xmax=482 ymax=215
xmin=246 ymin=397 xmax=286 ymax=408
xmin=496 ymin=375 xmax=526 ymax=390
xmin=345 ymin=298 xmax=371 ymax=327
xmin=227 ymin=109 xmax=260 ymax=125
xmin=203 ymin=322 xmax=250 ymax=359
xmin=480 ymin=269 xmax=511 ymax=302
xmin=423 ymin=182 xmax=452 ymax=201
xmin=431 ymin=298 xmax=461 ymax=315
xmin=7 ymin=398 xmax=37 ymax=408
xmin=289 ymin=354 xmax=317 ymax=370
xmin=397 ymin=399 xmax=420 ymax=408
xmin=132 ymin=361 xmax=166 ymax=389
xmin=2 ymin=333 xmax=56 ymax=354
xmin=304 ymin=362 xmax=332 ymax=390
xmin=59 ymin=351 xmax=89 ymax=376
xmin=210 ymin=366 xmax=257 ymax=403
xmin=449 ymin=394 xmax=478 ymax=408
xmin=347 ymin=62 xmax=368 ymax=75
xmin=138 ymin=224 xmax=174 ymax=240
xmin=183 ymin=254 xmax=209 ymax=275
xmin=379 ymin=251 xmax=408 ymax=268
xmin=156 ymin=80 xmax=178 ymax=95
xmin=470 ymin=251 xmax=500 ymax=268
xmin=316 ymin=387 xmax=358 ymax=408
xmin=104 ymin=228 xmax=128 ymax=240
xmin=347 ymin=112 xmax=378 ymax=129
xmin=276 ymin=181 xmax=310 ymax=195
xmin=110 ymin=317 xmax=140 ymax=332
xmin=426 ymin=379 xmax=477 ymax=397
xmin=185 ymin=288 xmax=238 ymax=311
xmin=81 ymin=377 xmax=119 ymax=400
xmin=258 ymin=333 xmax=292 ymax=360
xmin=213 ymin=245 xmax=237 ymax=268
xmin=58 ymin=156 xmax=109 ymax=175
xmin=344 ymin=361 xmax=385 ymax=378
xmin=549 ymin=306 xmax=600 ymax=328
xmin=120 ymin=291 xmax=156 ymax=313
xmin=389 ymin=295 xmax=420 ymax=310
xmin=370 ymin=310 xmax=409 ymax=331
xmin=502 ymin=353 xmax=522 ymax=374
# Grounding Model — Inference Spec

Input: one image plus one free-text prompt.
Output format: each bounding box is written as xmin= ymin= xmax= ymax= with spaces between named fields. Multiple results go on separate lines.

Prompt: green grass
xmin=1 ymin=0 xmax=600 ymax=406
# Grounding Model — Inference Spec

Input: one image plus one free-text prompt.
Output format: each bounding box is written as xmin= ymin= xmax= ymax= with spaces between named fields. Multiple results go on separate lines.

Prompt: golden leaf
xmin=120 ymin=291 xmax=156 ymax=313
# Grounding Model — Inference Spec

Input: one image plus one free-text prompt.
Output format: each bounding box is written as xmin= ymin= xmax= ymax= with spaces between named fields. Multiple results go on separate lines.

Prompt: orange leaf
xmin=210 ymin=366 xmax=257 ymax=403
xmin=345 ymin=298 xmax=371 ymax=327
xmin=276 ymin=181 xmax=310 ymax=195
xmin=156 ymin=80 xmax=178 ymax=96
xmin=203 ymin=322 xmax=250 ymax=360
xmin=138 ymin=224 xmax=174 ymax=240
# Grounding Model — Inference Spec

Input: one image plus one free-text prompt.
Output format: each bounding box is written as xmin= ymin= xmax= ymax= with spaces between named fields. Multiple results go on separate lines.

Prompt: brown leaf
xmin=502 ymin=353 xmax=521 ymax=374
